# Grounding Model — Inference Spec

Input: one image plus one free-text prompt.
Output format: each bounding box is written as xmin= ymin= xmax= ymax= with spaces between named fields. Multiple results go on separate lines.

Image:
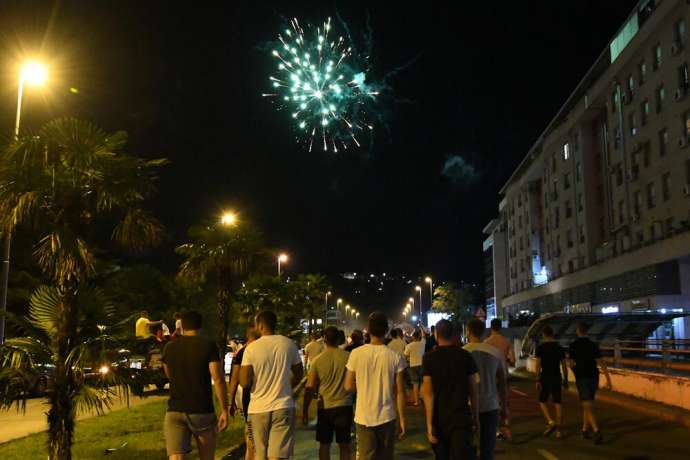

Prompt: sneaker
xmin=593 ymin=430 xmax=603 ymax=445
xmin=581 ymin=429 xmax=591 ymax=440
xmin=543 ymin=421 xmax=557 ymax=437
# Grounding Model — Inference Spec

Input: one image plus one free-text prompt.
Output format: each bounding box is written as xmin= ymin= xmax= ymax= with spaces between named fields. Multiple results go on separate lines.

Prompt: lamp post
xmin=425 ymin=277 xmax=433 ymax=309
xmin=416 ymin=285 xmax=423 ymax=323
xmin=220 ymin=211 xmax=237 ymax=226
xmin=325 ymin=291 xmax=331 ymax=310
xmin=0 ymin=61 xmax=48 ymax=345
xmin=277 ymin=253 xmax=288 ymax=277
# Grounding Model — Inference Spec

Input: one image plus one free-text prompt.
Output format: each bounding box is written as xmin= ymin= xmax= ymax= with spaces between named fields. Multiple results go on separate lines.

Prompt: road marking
xmin=511 ymin=388 xmax=529 ymax=397
xmin=537 ymin=449 xmax=559 ymax=460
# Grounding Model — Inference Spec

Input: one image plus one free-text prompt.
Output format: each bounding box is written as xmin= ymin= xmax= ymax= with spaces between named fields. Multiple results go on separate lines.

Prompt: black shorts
xmin=576 ymin=376 xmax=599 ymax=401
xmin=316 ymin=406 xmax=353 ymax=444
xmin=539 ymin=379 xmax=562 ymax=404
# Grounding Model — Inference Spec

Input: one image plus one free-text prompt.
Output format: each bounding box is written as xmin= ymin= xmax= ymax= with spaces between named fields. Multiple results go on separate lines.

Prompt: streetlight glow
xmin=220 ymin=211 xmax=237 ymax=226
xmin=20 ymin=61 xmax=48 ymax=86
xmin=279 ymin=253 xmax=289 ymax=263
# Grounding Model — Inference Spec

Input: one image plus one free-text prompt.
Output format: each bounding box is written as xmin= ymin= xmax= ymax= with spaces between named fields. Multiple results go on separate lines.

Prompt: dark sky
xmin=0 ymin=0 xmax=639 ymax=284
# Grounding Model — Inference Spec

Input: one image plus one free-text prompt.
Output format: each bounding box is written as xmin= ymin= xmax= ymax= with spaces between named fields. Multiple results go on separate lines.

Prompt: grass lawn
xmin=0 ymin=398 xmax=244 ymax=459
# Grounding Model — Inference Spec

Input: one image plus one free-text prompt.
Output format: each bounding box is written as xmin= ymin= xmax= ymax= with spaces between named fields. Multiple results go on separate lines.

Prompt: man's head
xmin=466 ymin=318 xmax=485 ymax=341
xmin=255 ymin=311 xmax=277 ymax=335
xmin=350 ymin=329 xmax=364 ymax=345
xmin=323 ymin=326 xmax=340 ymax=347
xmin=542 ymin=325 xmax=555 ymax=340
xmin=173 ymin=311 xmax=182 ymax=320
xmin=490 ymin=318 xmax=502 ymax=332
xmin=311 ymin=331 xmax=321 ymax=341
xmin=368 ymin=311 xmax=389 ymax=339
xmin=576 ymin=322 xmax=590 ymax=337
xmin=435 ymin=319 xmax=453 ymax=343
xmin=151 ymin=323 xmax=164 ymax=339
xmin=246 ymin=326 xmax=260 ymax=343
xmin=390 ymin=329 xmax=398 ymax=339
xmin=430 ymin=325 xmax=435 ymax=334
xmin=181 ymin=311 xmax=203 ymax=331
xmin=412 ymin=329 xmax=421 ymax=341
xmin=140 ymin=310 xmax=149 ymax=319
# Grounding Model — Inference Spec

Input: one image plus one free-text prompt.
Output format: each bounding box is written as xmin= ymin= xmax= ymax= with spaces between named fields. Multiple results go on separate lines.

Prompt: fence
xmin=601 ymin=339 xmax=690 ymax=374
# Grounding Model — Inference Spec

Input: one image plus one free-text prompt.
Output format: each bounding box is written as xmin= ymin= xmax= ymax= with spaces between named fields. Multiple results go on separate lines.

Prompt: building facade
xmin=486 ymin=0 xmax=690 ymax=339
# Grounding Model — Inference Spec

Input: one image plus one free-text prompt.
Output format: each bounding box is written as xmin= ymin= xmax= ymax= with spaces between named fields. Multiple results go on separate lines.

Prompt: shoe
xmin=543 ymin=422 xmax=556 ymax=437
xmin=593 ymin=430 xmax=603 ymax=445
xmin=581 ymin=429 xmax=591 ymax=440
xmin=555 ymin=429 xmax=564 ymax=440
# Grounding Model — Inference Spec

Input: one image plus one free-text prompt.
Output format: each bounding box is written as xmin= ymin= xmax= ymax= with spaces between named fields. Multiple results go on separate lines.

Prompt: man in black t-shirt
xmin=568 ymin=323 xmax=612 ymax=444
xmin=421 ymin=319 xmax=479 ymax=460
xmin=162 ymin=311 xmax=229 ymax=460
xmin=534 ymin=325 xmax=567 ymax=438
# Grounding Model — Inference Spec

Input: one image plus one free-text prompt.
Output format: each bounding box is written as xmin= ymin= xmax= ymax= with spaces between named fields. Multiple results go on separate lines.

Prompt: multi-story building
xmin=485 ymin=0 xmax=690 ymax=338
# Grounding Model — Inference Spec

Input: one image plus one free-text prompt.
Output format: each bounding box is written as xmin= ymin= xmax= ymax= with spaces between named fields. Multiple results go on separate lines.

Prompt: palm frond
xmin=111 ymin=208 xmax=164 ymax=252
xmin=72 ymin=384 xmax=115 ymax=416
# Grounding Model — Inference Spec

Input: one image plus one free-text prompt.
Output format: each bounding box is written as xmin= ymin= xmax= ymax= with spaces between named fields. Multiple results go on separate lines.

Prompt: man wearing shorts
xmin=240 ymin=311 xmax=304 ymax=460
xmin=534 ymin=325 xmax=567 ymax=439
xmin=304 ymin=326 xmax=353 ymax=460
xmin=404 ymin=329 xmax=426 ymax=406
xmin=229 ymin=326 xmax=260 ymax=460
xmin=569 ymin=323 xmax=612 ymax=444
xmin=162 ymin=311 xmax=229 ymax=460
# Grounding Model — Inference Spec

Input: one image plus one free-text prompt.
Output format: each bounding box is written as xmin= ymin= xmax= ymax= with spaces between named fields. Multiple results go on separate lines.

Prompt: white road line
xmin=537 ymin=448 xmax=560 ymax=460
xmin=511 ymin=388 xmax=529 ymax=397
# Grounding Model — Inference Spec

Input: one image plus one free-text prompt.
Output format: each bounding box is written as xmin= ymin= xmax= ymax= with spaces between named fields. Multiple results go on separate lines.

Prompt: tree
xmin=176 ymin=220 xmax=263 ymax=370
xmin=432 ymin=281 xmax=479 ymax=331
xmin=291 ymin=274 xmax=331 ymax=334
xmin=0 ymin=118 xmax=165 ymax=459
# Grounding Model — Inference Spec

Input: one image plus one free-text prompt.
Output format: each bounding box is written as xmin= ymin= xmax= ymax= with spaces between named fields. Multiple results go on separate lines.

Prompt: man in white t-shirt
xmin=404 ymin=328 xmax=426 ymax=406
xmin=387 ymin=328 xmax=406 ymax=356
xmin=240 ymin=311 xmax=304 ymax=460
xmin=345 ymin=312 xmax=407 ymax=460
xmin=303 ymin=332 xmax=325 ymax=369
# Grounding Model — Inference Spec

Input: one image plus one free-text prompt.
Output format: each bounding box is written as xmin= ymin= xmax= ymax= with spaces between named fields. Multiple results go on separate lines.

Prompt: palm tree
xmin=176 ymin=219 xmax=263 ymax=370
xmin=0 ymin=118 xmax=166 ymax=460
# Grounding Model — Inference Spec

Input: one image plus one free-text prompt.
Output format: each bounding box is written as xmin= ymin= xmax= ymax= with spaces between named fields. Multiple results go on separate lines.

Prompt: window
xmin=614 ymin=125 xmax=622 ymax=149
xmin=552 ymin=179 xmax=558 ymax=199
xmin=563 ymin=142 xmax=570 ymax=160
xmin=686 ymin=111 xmax=690 ymax=137
xmin=636 ymin=230 xmax=645 ymax=245
xmin=518 ymin=214 xmax=522 ymax=229
xmin=618 ymin=200 xmax=625 ymax=225
xmin=628 ymin=75 xmax=635 ymax=93
xmin=629 ymin=112 xmax=637 ymax=137
xmin=551 ymin=153 xmax=557 ymax=173
xmin=666 ymin=217 xmax=675 ymax=236
xmin=634 ymin=190 xmax=642 ymax=215
xmin=653 ymin=44 xmax=662 ymax=70
xmin=568 ymin=260 xmax=574 ymax=273
xmin=578 ymin=192 xmax=584 ymax=212
xmin=641 ymin=100 xmax=650 ymax=125
xmin=639 ymin=61 xmax=647 ymax=85
xmin=555 ymin=235 xmax=561 ymax=256
xmin=680 ymin=63 xmax=690 ymax=91
xmin=565 ymin=200 xmax=573 ymax=219
xmin=554 ymin=208 xmax=560 ymax=229
xmin=579 ymin=224 xmax=586 ymax=244
xmin=656 ymin=86 xmax=666 ymax=112
xmin=567 ymin=229 xmax=574 ymax=248
xmin=576 ymin=162 xmax=582 ymax=182
xmin=676 ymin=19 xmax=687 ymax=43
xmin=662 ymin=172 xmax=672 ymax=201
xmin=611 ymin=89 xmax=620 ymax=113
xmin=659 ymin=129 xmax=668 ymax=157
xmin=564 ymin=172 xmax=571 ymax=190
xmin=616 ymin=167 xmax=624 ymax=186
xmin=647 ymin=182 xmax=656 ymax=209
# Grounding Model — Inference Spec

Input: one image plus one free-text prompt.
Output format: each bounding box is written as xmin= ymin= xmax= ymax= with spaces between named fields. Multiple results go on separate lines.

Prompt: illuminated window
xmin=653 ymin=44 xmax=662 ymax=70
xmin=641 ymin=100 xmax=650 ymax=125
xmin=679 ymin=63 xmax=689 ymax=91
xmin=629 ymin=112 xmax=637 ymax=136
xmin=628 ymin=75 xmax=635 ymax=93
xmin=563 ymin=143 xmax=570 ymax=160
xmin=676 ymin=19 xmax=687 ymax=43
xmin=659 ymin=129 xmax=668 ymax=157
xmin=639 ymin=61 xmax=647 ymax=85
xmin=656 ymin=86 xmax=666 ymax=112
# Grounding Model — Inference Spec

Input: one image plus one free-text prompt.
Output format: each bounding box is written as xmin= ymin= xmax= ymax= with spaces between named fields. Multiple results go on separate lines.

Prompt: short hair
xmin=412 ymin=329 xmax=421 ymax=340
xmin=466 ymin=318 xmax=485 ymax=339
xmin=390 ymin=329 xmax=398 ymax=339
xmin=542 ymin=325 xmax=554 ymax=338
xmin=150 ymin=323 xmax=163 ymax=334
xmin=181 ymin=311 xmax=203 ymax=330
xmin=435 ymin=319 xmax=452 ymax=340
xmin=140 ymin=310 xmax=149 ymax=317
xmin=173 ymin=311 xmax=181 ymax=319
xmin=576 ymin=323 xmax=590 ymax=334
xmin=311 ymin=331 xmax=321 ymax=340
xmin=490 ymin=318 xmax=502 ymax=331
xmin=430 ymin=325 xmax=435 ymax=332
xmin=368 ymin=311 xmax=389 ymax=338
xmin=350 ymin=329 xmax=363 ymax=344
xmin=255 ymin=311 xmax=277 ymax=332
xmin=324 ymin=326 xmax=340 ymax=346
xmin=246 ymin=326 xmax=260 ymax=341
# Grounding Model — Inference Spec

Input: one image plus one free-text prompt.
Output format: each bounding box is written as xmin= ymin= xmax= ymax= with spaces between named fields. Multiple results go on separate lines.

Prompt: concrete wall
xmin=526 ymin=356 xmax=690 ymax=410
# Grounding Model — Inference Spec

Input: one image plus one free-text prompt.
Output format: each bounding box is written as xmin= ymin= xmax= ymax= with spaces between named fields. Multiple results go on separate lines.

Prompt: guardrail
xmin=601 ymin=340 xmax=690 ymax=374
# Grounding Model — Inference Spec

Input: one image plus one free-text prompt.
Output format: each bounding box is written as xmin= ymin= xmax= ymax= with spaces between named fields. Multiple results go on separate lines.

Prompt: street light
xmin=220 ymin=211 xmax=237 ymax=226
xmin=425 ymin=277 xmax=433 ymax=309
xmin=0 ymin=60 xmax=48 ymax=344
xmin=415 ymin=285 xmax=423 ymax=321
xmin=277 ymin=253 xmax=288 ymax=277
xmin=325 ymin=291 xmax=331 ymax=309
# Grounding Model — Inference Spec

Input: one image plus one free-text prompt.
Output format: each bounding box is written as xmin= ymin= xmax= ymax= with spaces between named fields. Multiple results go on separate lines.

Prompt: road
xmin=289 ymin=377 xmax=689 ymax=460
xmin=0 ymin=388 xmax=165 ymax=444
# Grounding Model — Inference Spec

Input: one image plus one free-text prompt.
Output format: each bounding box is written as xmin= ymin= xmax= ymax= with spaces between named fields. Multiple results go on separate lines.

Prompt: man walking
xmin=387 ymin=328 xmax=406 ymax=356
xmin=345 ymin=311 xmax=407 ymax=460
xmin=304 ymin=331 xmax=325 ymax=369
xmin=229 ymin=326 xmax=261 ymax=460
xmin=240 ymin=311 xmax=304 ymax=460
xmin=421 ymin=319 xmax=479 ymax=460
xmin=569 ymin=323 xmax=612 ymax=444
xmin=534 ymin=325 xmax=567 ymax=439
xmin=404 ymin=328 xmax=426 ymax=406
xmin=304 ymin=326 xmax=354 ymax=460
xmin=463 ymin=319 xmax=507 ymax=460
xmin=345 ymin=329 xmax=364 ymax=352
xmin=424 ymin=325 xmax=437 ymax=352
xmin=162 ymin=311 xmax=229 ymax=460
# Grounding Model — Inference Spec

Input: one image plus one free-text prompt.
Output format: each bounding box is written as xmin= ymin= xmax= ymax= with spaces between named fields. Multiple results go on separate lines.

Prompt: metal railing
xmin=601 ymin=339 xmax=690 ymax=374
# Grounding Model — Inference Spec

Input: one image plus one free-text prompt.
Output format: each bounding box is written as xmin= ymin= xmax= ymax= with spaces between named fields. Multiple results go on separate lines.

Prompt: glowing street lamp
xmin=425 ymin=277 xmax=433 ymax=308
xmin=277 ymin=253 xmax=288 ymax=277
xmin=1 ymin=60 xmax=48 ymax=344
xmin=415 ymin=285 xmax=423 ymax=320
xmin=220 ymin=211 xmax=237 ymax=226
xmin=325 ymin=291 xmax=332 ymax=310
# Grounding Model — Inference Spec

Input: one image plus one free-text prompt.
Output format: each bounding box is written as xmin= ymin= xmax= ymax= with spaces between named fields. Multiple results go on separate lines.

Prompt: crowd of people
xmin=153 ymin=309 xmax=611 ymax=460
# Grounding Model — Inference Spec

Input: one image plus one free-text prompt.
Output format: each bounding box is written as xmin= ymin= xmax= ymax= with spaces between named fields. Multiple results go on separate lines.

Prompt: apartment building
xmin=485 ymin=0 xmax=690 ymax=338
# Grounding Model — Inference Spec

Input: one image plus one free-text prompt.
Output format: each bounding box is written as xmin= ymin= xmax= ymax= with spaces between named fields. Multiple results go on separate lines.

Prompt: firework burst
xmin=262 ymin=17 xmax=378 ymax=152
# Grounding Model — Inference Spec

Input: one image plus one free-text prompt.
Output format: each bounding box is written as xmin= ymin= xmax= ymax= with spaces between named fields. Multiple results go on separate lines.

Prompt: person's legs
xmin=478 ymin=410 xmax=499 ymax=460
xmin=583 ymin=402 xmax=599 ymax=432
xmin=336 ymin=442 xmax=351 ymax=460
xmin=248 ymin=412 xmax=271 ymax=460
xmin=332 ymin=406 xmax=353 ymax=460
xmin=448 ymin=424 xmax=476 ymax=460
xmin=538 ymin=403 xmax=553 ymax=424
xmin=164 ymin=412 xmax=193 ymax=460
xmin=355 ymin=423 xmax=376 ymax=460
xmin=194 ymin=430 xmax=217 ymax=460
xmin=244 ymin=424 xmax=255 ymax=460
xmin=319 ymin=443 xmax=331 ymax=460
xmin=374 ymin=420 xmax=397 ymax=460
xmin=316 ymin=408 xmax=335 ymax=460
xmin=266 ymin=408 xmax=296 ymax=460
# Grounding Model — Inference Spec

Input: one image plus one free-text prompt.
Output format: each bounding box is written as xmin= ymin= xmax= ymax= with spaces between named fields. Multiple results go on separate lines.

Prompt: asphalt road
xmin=0 ymin=388 xmax=166 ymax=444
xmin=291 ymin=377 xmax=689 ymax=460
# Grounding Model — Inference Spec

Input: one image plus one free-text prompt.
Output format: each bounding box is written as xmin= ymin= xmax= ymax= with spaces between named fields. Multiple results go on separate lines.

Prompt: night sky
xmin=0 ymin=0 xmax=639 ymax=285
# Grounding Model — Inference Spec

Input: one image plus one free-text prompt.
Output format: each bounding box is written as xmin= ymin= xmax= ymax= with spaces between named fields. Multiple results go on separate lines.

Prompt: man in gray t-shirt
xmin=464 ymin=319 xmax=507 ymax=460
xmin=304 ymin=327 xmax=353 ymax=460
